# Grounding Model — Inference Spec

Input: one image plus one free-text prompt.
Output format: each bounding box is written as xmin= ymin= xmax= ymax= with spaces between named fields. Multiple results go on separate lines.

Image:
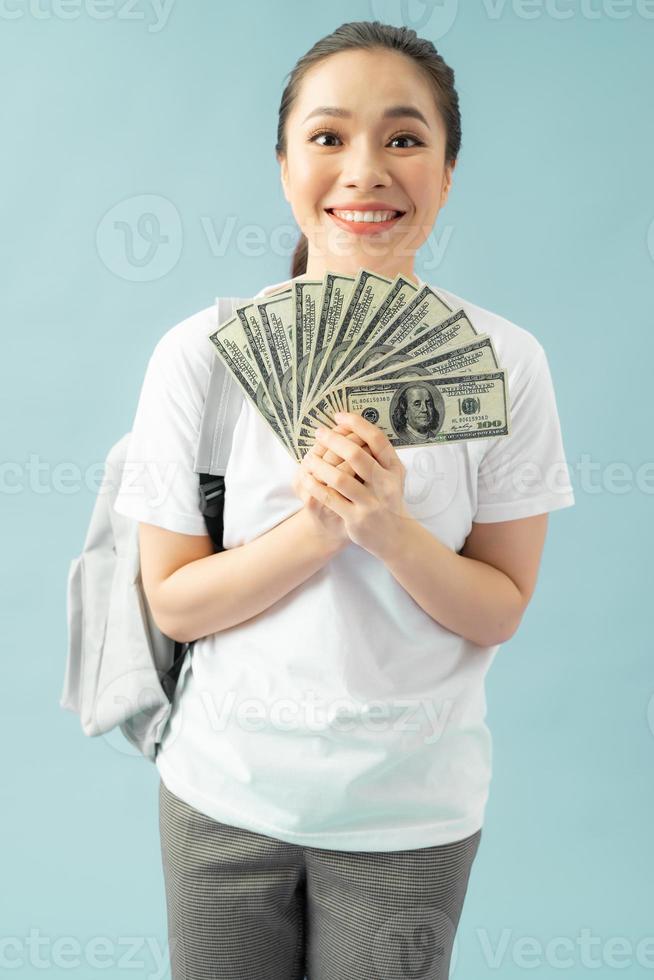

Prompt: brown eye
xmin=307 ymin=129 xmax=343 ymax=146
xmin=389 ymin=133 xmax=424 ymax=148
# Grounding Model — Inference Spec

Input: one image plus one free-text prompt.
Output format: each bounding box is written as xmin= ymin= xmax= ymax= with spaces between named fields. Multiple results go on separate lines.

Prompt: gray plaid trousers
xmin=159 ymin=777 xmax=482 ymax=980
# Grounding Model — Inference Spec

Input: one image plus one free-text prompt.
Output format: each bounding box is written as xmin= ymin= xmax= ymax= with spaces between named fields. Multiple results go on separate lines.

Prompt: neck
xmin=304 ymin=256 xmax=420 ymax=287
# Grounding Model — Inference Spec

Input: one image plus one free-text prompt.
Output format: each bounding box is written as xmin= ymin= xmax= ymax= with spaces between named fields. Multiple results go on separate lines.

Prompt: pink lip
xmin=326 ymin=201 xmax=405 ymax=211
xmin=325 ymin=206 xmax=405 ymax=236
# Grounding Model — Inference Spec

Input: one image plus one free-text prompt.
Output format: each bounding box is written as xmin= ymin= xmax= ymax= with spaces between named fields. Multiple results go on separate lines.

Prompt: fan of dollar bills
xmin=208 ymin=267 xmax=511 ymax=463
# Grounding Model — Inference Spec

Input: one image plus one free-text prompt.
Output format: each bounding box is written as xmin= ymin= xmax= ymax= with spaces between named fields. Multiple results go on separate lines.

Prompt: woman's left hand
xmin=304 ymin=411 xmax=413 ymax=560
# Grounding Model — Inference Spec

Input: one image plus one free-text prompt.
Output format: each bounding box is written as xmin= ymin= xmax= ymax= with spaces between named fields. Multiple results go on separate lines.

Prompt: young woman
xmin=114 ymin=20 xmax=575 ymax=980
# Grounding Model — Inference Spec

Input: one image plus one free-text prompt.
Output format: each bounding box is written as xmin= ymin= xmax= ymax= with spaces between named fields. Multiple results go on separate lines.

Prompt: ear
xmin=278 ymin=153 xmax=290 ymax=204
xmin=439 ymin=160 xmax=455 ymax=208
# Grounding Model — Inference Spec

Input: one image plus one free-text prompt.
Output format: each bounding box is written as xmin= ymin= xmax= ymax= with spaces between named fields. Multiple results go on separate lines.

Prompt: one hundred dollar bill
xmin=327 ymin=278 xmax=451 ymax=414
xmin=298 ymin=272 xmax=355 ymax=430
xmin=310 ymin=306 xmax=480 ymax=426
xmin=253 ymin=291 xmax=298 ymax=448
xmin=317 ymin=271 xmax=419 ymax=413
xmin=295 ymin=339 xmax=504 ymax=448
xmin=298 ymin=334 xmax=501 ymax=440
xmin=296 ymin=369 xmax=510 ymax=455
xmin=208 ymin=299 xmax=298 ymax=459
xmin=301 ymin=268 xmax=392 ymax=427
xmin=331 ymin=333 xmax=500 ymax=401
xmin=291 ymin=278 xmax=324 ymax=433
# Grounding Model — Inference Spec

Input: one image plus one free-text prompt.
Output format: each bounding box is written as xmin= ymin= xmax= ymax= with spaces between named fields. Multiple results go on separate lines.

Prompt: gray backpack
xmin=60 ymin=297 xmax=247 ymax=761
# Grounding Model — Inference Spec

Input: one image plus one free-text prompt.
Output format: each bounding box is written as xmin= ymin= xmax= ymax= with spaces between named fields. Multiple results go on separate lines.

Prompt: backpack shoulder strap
xmin=193 ymin=296 xmax=248 ymax=477
xmin=167 ymin=296 xmax=250 ymax=690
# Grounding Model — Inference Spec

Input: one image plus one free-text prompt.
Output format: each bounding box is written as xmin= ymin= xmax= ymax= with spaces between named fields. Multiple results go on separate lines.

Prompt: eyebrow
xmin=301 ymin=104 xmax=431 ymax=128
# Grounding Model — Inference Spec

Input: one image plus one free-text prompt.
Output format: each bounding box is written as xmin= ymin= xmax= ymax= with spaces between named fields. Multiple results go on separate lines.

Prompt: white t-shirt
xmin=114 ymin=274 xmax=575 ymax=851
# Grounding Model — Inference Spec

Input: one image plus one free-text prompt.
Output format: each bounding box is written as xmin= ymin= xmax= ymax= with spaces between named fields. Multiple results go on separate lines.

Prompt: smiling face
xmin=277 ymin=46 xmax=455 ymax=284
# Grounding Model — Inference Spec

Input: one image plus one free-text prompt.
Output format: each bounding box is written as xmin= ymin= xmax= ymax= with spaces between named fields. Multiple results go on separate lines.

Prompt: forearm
xmin=381 ymin=518 xmax=524 ymax=647
xmin=157 ymin=508 xmax=345 ymax=643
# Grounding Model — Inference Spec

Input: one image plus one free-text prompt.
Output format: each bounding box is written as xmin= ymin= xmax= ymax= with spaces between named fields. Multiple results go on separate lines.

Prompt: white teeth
xmin=331 ymin=209 xmax=400 ymax=223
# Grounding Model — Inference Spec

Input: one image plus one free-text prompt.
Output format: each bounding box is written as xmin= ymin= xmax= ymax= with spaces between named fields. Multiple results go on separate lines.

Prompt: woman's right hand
xmin=292 ymin=423 xmax=372 ymax=549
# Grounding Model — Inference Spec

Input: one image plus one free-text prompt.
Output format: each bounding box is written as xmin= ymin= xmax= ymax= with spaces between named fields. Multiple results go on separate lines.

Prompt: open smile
xmin=325 ymin=207 xmax=406 ymax=235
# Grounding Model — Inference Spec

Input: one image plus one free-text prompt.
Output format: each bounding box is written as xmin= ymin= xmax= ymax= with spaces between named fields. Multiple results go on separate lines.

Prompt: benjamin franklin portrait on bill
xmin=391 ymin=382 xmax=445 ymax=445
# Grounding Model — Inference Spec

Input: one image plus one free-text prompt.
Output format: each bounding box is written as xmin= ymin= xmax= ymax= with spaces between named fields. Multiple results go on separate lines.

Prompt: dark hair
xmin=275 ymin=20 xmax=462 ymax=279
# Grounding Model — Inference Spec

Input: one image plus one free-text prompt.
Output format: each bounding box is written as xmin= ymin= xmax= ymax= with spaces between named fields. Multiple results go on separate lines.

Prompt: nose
xmin=339 ymin=138 xmax=393 ymax=190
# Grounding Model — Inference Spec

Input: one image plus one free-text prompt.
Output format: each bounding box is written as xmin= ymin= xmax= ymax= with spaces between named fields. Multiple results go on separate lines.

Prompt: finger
xmin=301 ymin=448 xmax=335 ymax=486
xmin=315 ymin=427 xmax=376 ymax=483
xmin=313 ymin=427 xmax=365 ymax=467
xmin=300 ymin=464 xmax=347 ymax=517
xmin=316 ymin=428 xmax=373 ymax=479
xmin=304 ymin=452 xmax=366 ymax=507
xmin=314 ymin=425 xmax=364 ymax=454
xmin=304 ymin=472 xmax=339 ymax=511
xmin=296 ymin=468 xmax=316 ymax=500
xmin=313 ymin=423 xmax=363 ymax=456
xmin=300 ymin=470 xmax=338 ymax=516
xmin=333 ymin=442 xmax=373 ymax=483
xmin=315 ymin=441 xmax=370 ymax=482
xmin=332 ymin=412 xmax=400 ymax=470
xmin=309 ymin=477 xmax=350 ymax=519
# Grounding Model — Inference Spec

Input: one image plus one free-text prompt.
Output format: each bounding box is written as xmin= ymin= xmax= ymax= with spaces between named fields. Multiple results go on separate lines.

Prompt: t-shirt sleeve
xmin=113 ymin=329 xmax=209 ymax=535
xmin=473 ymin=343 xmax=575 ymax=522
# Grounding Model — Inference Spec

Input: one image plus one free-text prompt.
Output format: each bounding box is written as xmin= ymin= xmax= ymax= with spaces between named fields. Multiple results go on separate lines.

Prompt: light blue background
xmin=2 ymin=1 xmax=652 ymax=977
